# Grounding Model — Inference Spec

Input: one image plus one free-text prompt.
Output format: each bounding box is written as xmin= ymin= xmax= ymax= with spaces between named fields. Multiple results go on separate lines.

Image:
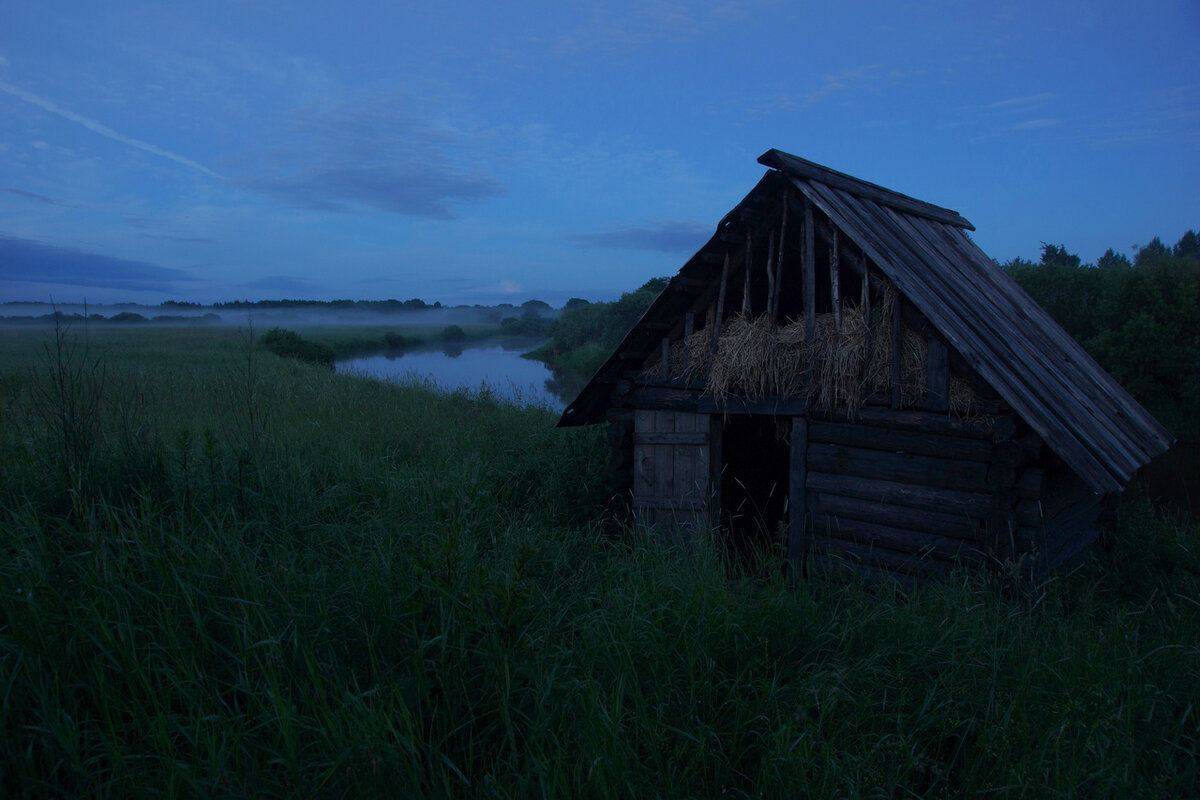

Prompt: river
xmin=336 ymin=337 xmax=569 ymax=411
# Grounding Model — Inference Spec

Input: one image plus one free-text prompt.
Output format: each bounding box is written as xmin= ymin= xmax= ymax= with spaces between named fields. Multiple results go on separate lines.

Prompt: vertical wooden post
xmin=766 ymin=230 xmax=777 ymax=323
xmin=925 ymin=334 xmax=948 ymax=412
xmin=830 ymin=229 xmax=841 ymax=331
xmin=708 ymin=414 xmax=723 ymax=531
xmin=660 ymin=337 xmax=670 ymax=380
xmin=861 ymin=263 xmax=870 ymax=317
xmin=891 ymin=293 xmax=902 ymax=409
xmin=787 ymin=416 xmax=808 ymax=577
xmin=682 ymin=311 xmax=694 ymax=372
xmin=773 ymin=193 xmax=789 ymax=321
xmin=803 ymin=198 xmax=816 ymax=344
xmin=708 ymin=251 xmax=730 ymax=368
xmin=858 ymin=266 xmax=872 ymax=388
xmin=741 ymin=231 xmax=752 ymax=316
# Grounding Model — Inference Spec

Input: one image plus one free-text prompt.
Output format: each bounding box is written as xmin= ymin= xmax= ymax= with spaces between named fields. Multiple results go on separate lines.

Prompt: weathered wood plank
xmin=633 ymin=431 xmax=709 ymax=445
xmin=683 ymin=312 xmax=694 ymax=372
xmin=858 ymin=266 xmax=872 ymax=385
xmin=925 ymin=334 xmax=948 ymax=412
xmin=629 ymin=387 xmax=703 ymax=412
xmin=698 ymin=396 xmax=810 ymax=415
xmin=804 ymin=197 xmax=816 ymax=342
xmin=709 ymin=251 xmax=730 ymax=365
xmin=805 ymin=471 xmax=994 ymax=517
xmin=807 ymin=420 xmax=993 ymax=462
xmin=742 ymin=231 xmax=752 ymax=316
xmin=766 ymin=229 xmax=777 ymax=322
xmin=760 ymin=150 xmax=975 ymax=229
xmin=830 ymin=228 xmax=841 ymax=330
xmin=809 ymin=491 xmax=981 ymax=540
xmin=774 ymin=191 xmax=789 ymax=321
xmin=807 ymin=442 xmax=990 ymax=492
xmin=891 ymin=290 xmax=902 ymax=409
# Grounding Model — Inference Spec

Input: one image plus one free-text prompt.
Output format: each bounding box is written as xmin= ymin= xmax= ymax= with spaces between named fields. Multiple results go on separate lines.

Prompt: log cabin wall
xmin=801 ymin=409 xmax=1003 ymax=581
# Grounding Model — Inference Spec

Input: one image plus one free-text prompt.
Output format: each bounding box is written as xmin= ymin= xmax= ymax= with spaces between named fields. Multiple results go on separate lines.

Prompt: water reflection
xmin=337 ymin=337 xmax=578 ymax=411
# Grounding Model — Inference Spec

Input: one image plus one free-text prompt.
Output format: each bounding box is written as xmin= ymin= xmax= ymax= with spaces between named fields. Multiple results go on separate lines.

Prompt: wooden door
xmin=633 ymin=410 xmax=712 ymax=541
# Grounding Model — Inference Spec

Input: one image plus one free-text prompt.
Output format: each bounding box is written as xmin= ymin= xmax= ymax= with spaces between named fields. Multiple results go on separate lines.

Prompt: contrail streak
xmin=0 ymin=79 xmax=224 ymax=180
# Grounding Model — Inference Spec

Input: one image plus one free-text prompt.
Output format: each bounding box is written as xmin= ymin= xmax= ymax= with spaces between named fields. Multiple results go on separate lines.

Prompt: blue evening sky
xmin=1 ymin=1 xmax=1197 ymax=306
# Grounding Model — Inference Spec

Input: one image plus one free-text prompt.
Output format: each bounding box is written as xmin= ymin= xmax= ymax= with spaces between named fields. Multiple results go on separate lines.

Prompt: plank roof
xmin=559 ymin=149 xmax=1174 ymax=494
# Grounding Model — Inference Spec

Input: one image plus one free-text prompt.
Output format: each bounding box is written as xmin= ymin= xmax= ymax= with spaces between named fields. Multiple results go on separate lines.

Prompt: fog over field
xmin=0 ymin=301 xmax=560 ymax=329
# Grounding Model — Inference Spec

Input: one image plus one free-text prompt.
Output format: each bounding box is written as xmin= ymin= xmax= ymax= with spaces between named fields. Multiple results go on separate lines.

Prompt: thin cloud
xmin=804 ymin=64 xmax=882 ymax=105
xmin=551 ymin=1 xmax=754 ymax=57
xmin=570 ymin=221 xmax=711 ymax=253
xmin=240 ymin=102 xmax=503 ymax=218
xmin=747 ymin=64 xmax=883 ymax=116
xmin=2 ymin=186 xmax=72 ymax=206
xmin=1011 ymin=119 xmax=1061 ymax=131
xmin=136 ymin=232 xmax=215 ymax=243
xmin=970 ymin=92 xmax=1057 ymax=112
xmin=236 ymin=275 xmax=322 ymax=294
xmin=0 ymin=234 xmax=196 ymax=292
xmin=487 ymin=280 xmax=522 ymax=295
xmin=0 ymin=79 xmax=223 ymax=179
xmin=243 ymin=166 xmax=502 ymax=219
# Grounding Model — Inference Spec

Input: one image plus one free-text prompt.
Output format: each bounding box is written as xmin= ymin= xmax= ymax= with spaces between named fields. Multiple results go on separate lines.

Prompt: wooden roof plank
xmin=802 ymin=179 xmax=1117 ymax=491
xmin=907 ymin=214 xmax=1170 ymax=470
xmin=920 ymin=220 xmax=1172 ymax=456
xmin=878 ymin=207 xmax=1142 ymax=486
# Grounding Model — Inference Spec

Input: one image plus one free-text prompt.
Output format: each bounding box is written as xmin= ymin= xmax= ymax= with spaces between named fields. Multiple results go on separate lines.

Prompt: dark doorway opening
xmin=720 ymin=415 xmax=790 ymax=565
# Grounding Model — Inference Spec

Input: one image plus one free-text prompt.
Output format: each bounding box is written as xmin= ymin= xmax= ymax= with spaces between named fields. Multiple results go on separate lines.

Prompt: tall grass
xmin=0 ymin=324 xmax=1196 ymax=797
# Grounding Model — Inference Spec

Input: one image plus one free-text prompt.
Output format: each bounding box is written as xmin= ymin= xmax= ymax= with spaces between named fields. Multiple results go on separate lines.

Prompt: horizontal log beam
xmin=806 ymin=471 xmax=993 ymax=517
xmin=808 ymin=421 xmax=993 ymax=462
xmin=810 ymin=513 xmax=983 ymax=562
xmin=808 ymin=442 xmax=990 ymax=493
xmin=809 ymin=491 xmax=982 ymax=540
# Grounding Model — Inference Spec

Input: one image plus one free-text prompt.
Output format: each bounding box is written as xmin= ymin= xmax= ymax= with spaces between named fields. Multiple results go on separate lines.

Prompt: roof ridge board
xmin=760 ymin=149 xmax=974 ymax=231
xmin=802 ymin=179 xmax=1117 ymax=491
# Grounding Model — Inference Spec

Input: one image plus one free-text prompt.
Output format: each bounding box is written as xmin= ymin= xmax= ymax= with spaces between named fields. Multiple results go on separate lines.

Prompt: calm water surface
xmin=337 ymin=337 xmax=565 ymax=411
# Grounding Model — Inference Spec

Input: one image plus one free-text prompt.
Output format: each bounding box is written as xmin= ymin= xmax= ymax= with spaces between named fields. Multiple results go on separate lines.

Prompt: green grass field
xmin=0 ymin=323 xmax=1196 ymax=798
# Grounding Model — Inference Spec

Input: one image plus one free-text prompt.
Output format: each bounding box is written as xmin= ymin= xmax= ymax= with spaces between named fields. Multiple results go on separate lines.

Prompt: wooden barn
xmin=558 ymin=149 xmax=1175 ymax=584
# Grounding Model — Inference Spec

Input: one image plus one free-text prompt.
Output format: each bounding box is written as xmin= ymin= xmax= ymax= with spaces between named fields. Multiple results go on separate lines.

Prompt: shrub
xmin=258 ymin=327 xmax=335 ymax=367
xmin=384 ymin=331 xmax=410 ymax=349
xmin=441 ymin=324 xmax=465 ymax=342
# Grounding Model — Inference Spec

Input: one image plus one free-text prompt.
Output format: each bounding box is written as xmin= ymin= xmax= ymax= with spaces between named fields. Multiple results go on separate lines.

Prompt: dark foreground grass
xmin=0 ymin=324 xmax=1197 ymax=798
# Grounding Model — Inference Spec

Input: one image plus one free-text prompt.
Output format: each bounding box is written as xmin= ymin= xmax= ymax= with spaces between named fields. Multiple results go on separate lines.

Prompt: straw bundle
xmin=642 ymin=282 xmax=979 ymax=415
